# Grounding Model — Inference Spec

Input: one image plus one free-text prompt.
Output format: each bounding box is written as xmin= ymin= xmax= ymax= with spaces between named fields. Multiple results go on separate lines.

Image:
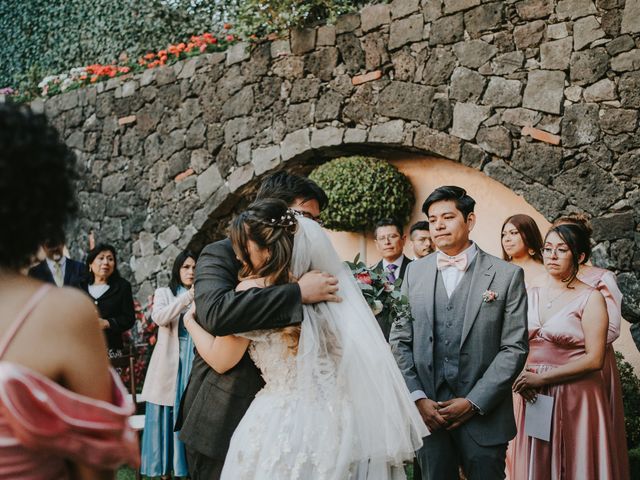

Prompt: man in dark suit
xmin=373 ymin=218 xmax=412 ymax=284
xmin=28 ymin=235 xmax=86 ymax=288
xmin=372 ymin=218 xmax=412 ymax=340
xmin=177 ymin=172 xmax=340 ymax=480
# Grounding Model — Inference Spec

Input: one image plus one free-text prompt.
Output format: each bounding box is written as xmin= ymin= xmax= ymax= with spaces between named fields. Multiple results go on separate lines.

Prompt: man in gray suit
xmin=390 ymin=186 xmax=528 ymax=480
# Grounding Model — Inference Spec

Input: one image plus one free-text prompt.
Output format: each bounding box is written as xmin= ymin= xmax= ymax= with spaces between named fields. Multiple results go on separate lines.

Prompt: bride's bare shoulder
xmin=236 ymin=277 xmax=267 ymax=291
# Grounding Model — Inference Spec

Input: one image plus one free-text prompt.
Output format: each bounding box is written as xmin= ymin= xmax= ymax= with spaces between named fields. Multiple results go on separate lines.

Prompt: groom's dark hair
xmin=422 ymin=186 xmax=475 ymax=221
xmin=256 ymin=171 xmax=328 ymax=211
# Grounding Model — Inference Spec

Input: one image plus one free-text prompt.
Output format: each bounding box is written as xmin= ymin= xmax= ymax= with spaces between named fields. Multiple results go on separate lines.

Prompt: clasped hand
xmin=416 ymin=397 xmax=475 ymax=432
xmin=512 ymin=368 xmax=544 ymax=403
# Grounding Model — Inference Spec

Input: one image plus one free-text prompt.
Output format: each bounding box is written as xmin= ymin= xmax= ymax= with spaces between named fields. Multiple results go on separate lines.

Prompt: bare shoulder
xmin=41 ymin=287 xmax=101 ymax=333
xmin=236 ymin=278 xmax=266 ymax=292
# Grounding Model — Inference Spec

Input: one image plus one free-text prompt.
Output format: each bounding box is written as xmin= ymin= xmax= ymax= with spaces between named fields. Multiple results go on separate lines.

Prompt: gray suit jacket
xmin=390 ymin=248 xmax=528 ymax=446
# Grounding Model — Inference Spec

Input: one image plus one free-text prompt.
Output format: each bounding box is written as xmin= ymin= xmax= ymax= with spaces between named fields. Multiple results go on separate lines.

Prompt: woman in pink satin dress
xmin=0 ymin=103 xmax=139 ymax=479
xmin=554 ymin=214 xmax=629 ymax=480
xmin=509 ymin=223 xmax=628 ymax=480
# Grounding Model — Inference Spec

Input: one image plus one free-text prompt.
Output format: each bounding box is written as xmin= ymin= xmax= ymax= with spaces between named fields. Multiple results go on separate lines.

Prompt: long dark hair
xmin=545 ymin=224 xmax=590 ymax=284
xmin=230 ymin=199 xmax=297 ymax=286
xmin=230 ymin=199 xmax=299 ymax=353
xmin=501 ymin=214 xmax=544 ymax=263
xmin=169 ymin=250 xmax=197 ymax=296
xmin=85 ymin=243 xmax=120 ymax=284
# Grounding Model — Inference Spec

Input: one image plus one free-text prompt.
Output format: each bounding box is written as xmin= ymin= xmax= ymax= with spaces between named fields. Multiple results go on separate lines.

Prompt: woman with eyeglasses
xmin=552 ymin=214 xmax=629 ymax=480
xmin=507 ymin=224 xmax=627 ymax=479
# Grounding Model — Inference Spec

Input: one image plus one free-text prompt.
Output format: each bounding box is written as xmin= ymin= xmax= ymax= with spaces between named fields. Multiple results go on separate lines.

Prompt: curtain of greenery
xmin=0 ymin=0 xmax=376 ymax=92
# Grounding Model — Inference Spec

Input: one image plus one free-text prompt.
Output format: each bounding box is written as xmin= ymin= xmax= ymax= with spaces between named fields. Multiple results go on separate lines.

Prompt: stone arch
xmin=36 ymin=0 xmax=638 ymax=323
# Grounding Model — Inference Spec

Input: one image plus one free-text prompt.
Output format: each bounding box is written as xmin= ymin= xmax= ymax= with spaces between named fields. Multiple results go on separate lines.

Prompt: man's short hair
xmin=256 ymin=171 xmax=328 ymax=211
xmin=374 ymin=218 xmax=404 ymax=237
xmin=409 ymin=221 xmax=430 ymax=237
xmin=422 ymin=185 xmax=475 ymax=220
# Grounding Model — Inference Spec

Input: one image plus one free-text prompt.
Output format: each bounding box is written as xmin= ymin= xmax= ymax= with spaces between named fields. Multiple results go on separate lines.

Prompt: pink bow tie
xmin=437 ymin=253 xmax=468 ymax=271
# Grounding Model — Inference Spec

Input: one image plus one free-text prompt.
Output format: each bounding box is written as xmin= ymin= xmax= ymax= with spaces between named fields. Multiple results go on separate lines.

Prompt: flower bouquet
xmin=346 ymin=254 xmax=413 ymax=338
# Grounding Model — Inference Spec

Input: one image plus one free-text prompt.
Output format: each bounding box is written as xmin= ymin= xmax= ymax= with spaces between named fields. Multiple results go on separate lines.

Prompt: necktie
xmin=437 ymin=253 xmax=468 ymax=271
xmin=386 ymin=264 xmax=398 ymax=283
xmin=53 ymin=261 xmax=63 ymax=287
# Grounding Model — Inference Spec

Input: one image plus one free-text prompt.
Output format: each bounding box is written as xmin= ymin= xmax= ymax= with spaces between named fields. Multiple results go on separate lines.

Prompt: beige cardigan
xmin=140 ymin=287 xmax=193 ymax=406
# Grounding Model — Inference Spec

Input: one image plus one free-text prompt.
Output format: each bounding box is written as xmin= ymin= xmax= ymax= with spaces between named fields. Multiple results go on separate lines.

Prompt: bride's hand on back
xmin=298 ymin=270 xmax=341 ymax=304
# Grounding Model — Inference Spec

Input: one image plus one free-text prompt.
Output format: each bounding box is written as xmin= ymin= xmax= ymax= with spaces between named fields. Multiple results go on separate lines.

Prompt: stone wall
xmin=39 ymin=0 xmax=640 ymax=319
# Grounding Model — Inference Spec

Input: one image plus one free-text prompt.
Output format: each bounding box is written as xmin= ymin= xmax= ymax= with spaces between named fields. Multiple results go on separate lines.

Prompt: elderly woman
xmin=140 ymin=250 xmax=196 ymax=479
xmin=0 ymin=102 xmax=138 ymax=478
xmin=82 ymin=243 xmax=135 ymax=359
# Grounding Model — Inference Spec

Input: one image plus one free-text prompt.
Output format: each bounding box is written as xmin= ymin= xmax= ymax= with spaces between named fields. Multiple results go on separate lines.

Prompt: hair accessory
xmin=253 ymin=208 xmax=298 ymax=228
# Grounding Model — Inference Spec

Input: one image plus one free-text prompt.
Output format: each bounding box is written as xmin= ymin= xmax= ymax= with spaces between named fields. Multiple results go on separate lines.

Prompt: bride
xmin=184 ymin=199 xmax=428 ymax=479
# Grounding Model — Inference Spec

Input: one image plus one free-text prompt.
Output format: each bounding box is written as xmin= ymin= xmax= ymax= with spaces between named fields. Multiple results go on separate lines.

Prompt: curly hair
xmin=0 ymin=102 xmax=77 ymax=270
xmin=230 ymin=199 xmax=300 ymax=354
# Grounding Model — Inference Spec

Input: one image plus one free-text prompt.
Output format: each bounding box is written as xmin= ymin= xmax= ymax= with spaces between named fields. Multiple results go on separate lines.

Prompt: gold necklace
xmin=543 ymin=284 xmax=571 ymax=309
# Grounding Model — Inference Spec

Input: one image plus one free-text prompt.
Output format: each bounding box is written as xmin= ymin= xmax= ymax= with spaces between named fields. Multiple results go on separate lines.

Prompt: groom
xmin=390 ymin=186 xmax=528 ymax=480
xmin=177 ymin=172 xmax=340 ymax=479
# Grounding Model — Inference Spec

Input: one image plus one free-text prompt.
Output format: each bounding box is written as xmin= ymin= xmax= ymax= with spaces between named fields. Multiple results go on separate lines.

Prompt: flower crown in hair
xmin=256 ymin=208 xmax=298 ymax=228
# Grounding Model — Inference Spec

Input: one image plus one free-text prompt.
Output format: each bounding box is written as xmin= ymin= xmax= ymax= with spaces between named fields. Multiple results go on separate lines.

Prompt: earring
xmin=528 ymin=249 xmax=535 ymax=256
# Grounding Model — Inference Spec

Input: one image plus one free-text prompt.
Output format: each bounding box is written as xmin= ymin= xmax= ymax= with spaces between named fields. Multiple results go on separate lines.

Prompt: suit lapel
xmin=413 ymin=255 xmax=437 ymax=334
xmin=461 ymin=249 xmax=495 ymax=346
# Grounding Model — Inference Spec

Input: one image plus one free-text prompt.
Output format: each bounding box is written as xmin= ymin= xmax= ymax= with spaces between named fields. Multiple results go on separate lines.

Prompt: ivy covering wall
xmin=0 ymin=0 xmax=377 ymax=91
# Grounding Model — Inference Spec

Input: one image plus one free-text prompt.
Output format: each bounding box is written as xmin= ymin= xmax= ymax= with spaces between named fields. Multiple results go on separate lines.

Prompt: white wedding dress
xmin=220 ymin=217 xmax=428 ymax=480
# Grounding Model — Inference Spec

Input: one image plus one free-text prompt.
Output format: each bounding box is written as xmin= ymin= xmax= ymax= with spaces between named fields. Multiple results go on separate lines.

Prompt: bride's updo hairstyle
xmin=230 ymin=199 xmax=300 ymax=353
xmin=230 ymin=199 xmax=298 ymax=285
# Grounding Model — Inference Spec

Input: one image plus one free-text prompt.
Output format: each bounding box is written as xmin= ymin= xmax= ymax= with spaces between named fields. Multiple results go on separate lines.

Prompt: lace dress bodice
xmin=244 ymin=329 xmax=298 ymax=394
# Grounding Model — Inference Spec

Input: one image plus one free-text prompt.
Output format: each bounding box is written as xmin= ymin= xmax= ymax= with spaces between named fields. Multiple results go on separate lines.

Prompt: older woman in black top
xmin=82 ymin=243 xmax=135 ymax=357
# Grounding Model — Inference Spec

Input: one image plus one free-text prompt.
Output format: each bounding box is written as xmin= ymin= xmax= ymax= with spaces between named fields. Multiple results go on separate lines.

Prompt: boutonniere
xmin=482 ymin=290 xmax=499 ymax=303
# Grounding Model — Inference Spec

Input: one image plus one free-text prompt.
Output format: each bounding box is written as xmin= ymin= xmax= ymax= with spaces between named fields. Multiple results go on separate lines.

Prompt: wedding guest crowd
xmin=140 ymin=250 xmax=197 ymax=479
xmin=0 ymin=102 xmax=138 ymax=478
xmin=1 ymin=100 xmax=634 ymax=480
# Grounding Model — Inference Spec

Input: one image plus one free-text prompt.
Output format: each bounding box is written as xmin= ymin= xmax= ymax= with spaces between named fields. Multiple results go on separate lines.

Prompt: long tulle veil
xmin=290 ymin=217 xmax=428 ymax=477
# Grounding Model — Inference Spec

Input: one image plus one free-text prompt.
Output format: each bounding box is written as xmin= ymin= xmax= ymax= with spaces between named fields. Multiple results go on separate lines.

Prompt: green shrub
xmin=232 ymin=0 xmax=375 ymax=37
xmin=630 ymin=447 xmax=640 ymax=480
xmin=616 ymin=351 xmax=640 ymax=449
xmin=310 ymin=156 xmax=415 ymax=233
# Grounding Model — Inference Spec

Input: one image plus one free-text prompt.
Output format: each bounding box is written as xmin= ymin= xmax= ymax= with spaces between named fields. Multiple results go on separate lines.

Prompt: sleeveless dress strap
xmin=0 ymin=285 xmax=52 ymax=359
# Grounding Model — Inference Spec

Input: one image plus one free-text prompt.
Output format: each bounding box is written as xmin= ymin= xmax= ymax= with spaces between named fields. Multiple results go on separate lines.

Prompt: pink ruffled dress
xmin=508 ymin=287 xmax=626 ymax=479
xmin=0 ymin=285 xmax=140 ymax=479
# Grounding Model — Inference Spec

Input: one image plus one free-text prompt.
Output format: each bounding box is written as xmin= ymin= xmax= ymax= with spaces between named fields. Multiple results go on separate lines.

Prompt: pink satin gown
xmin=508 ymin=287 xmax=621 ymax=480
xmin=578 ymin=267 xmax=629 ymax=480
xmin=0 ymin=285 xmax=140 ymax=479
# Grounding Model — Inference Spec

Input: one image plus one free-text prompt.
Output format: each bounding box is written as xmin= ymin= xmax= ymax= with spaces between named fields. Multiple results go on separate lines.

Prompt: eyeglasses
xmin=295 ymin=210 xmax=324 ymax=227
xmin=375 ymin=234 xmax=401 ymax=242
xmin=541 ymin=247 xmax=571 ymax=258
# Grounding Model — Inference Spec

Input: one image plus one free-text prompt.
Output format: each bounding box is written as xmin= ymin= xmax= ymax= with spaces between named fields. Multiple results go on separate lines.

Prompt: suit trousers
xmin=416 ymin=383 xmax=507 ymax=480
xmin=185 ymin=446 xmax=225 ymax=480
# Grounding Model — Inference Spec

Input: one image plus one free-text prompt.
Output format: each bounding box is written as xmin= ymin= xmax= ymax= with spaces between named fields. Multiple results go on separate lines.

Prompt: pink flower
xmin=482 ymin=290 xmax=498 ymax=303
xmin=356 ymin=272 xmax=373 ymax=285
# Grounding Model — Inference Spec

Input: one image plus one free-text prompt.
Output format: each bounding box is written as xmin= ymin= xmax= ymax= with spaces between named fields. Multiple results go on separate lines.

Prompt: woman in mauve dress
xmin=509 ymin=223 xmax=627 ymax=480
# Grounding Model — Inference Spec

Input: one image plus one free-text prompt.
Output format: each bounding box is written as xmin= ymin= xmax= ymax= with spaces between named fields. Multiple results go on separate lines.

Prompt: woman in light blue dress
xmin=140 ymin=251 xmax=196 ymax=478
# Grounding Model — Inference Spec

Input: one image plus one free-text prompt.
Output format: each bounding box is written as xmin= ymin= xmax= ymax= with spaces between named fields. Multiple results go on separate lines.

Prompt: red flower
xmin=356 ymin=272 xmax=373 ymax=285
xmin=226 ymin=34 xmax=234 ymax=42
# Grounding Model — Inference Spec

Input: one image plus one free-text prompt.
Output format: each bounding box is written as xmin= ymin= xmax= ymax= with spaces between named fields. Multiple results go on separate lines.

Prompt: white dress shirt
xmin=382 ymin=255 xmax=405 ymax=273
